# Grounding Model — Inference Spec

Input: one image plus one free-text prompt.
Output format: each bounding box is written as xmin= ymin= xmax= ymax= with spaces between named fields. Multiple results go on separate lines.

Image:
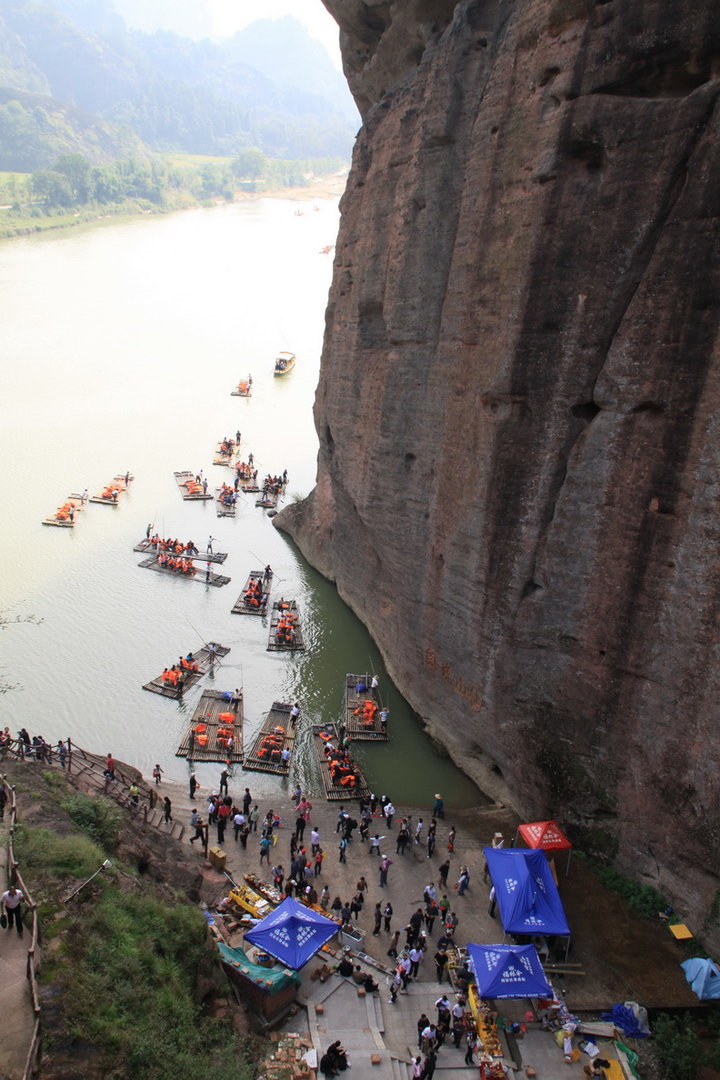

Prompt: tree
xmin=231 ymin=148 xmax=267 ymax=180
xmin=31 ymin=169 xmax=74 ymax=207
xmin=54 ymin=153 xmax=92 ymax=202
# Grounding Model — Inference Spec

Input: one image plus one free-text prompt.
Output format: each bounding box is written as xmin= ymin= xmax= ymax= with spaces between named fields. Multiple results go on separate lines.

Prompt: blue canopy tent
xmin=681 ymin=957 xmax=720 ymax=1000
xmin=467 ymin=943 xmax=553 ymax=999
xmin=484 ymin=847 xmax=571 ymax=959
xmin=244 ymin=896 xmax=338 ymax=969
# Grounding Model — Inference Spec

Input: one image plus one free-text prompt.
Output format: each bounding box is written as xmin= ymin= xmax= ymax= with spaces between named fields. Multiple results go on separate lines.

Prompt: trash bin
xmin=208 ymin=845 xmax=227 ymax=870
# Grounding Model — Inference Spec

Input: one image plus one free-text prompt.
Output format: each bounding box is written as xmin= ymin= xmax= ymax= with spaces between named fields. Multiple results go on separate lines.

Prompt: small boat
xmin=174 ymin=471 xmax=212 ymax=500
xmin=176 ymin=688 xmax=243 ymax=763
xmin=231 ymin=376 xmax=253 ymax=397
xmin=215 ymin=485 xmax=237 ymax=518
xmin=133 ymin=538 xmax=227 ymax=564
xmin=344 ymin=674 xmax=388 ymax=741
xmin=42 ymin=493 xmax=85 ymax=527
xmin=319 ymin=244 xmax=333 ymax=255
xmin=312 ymin=723 xmax=370 ymax=801
xmin=267 ymin=599 xmax=305 ymax=652
xmin=243 ymin=701 xmax=296 ymax=775
xmin=213 ymin=437 xmax=238 ymax=467
xmin=142 ymin=642 xmax=230 ymax=699
xmin=273 ymin=351 xmax=296 ymax=376
xmin=231 ymin=569 xmax=272 ymax=615
xmin=137 ymin=555 xmax=230 ymax=587
xmin=89 ymin=474 xmax=131 ymax=506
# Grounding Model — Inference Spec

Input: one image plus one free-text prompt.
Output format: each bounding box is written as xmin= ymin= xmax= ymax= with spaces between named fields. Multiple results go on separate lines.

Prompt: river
xmin=0 ymin=198 xmax=483 ymax=809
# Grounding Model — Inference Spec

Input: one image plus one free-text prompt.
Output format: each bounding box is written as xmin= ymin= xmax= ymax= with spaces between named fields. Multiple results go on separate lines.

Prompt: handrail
xmin=1 ymin=771 xmax=42 ymax=1080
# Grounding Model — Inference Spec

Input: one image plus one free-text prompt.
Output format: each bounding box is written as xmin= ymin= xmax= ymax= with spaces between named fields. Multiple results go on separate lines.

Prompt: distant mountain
xmin=0 ymin=0 xmax=357 ymax=169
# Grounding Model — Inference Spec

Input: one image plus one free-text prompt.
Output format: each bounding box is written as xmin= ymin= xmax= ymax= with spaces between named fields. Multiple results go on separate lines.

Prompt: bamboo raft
xmin=267 ymin=600 xmax=305 ymax=651
xmin=215 ymin=489 xmax=236 ymax=517
xmin=176 ymin=688 xmax=244 ymax=763
xmin=312 ymin=723 xmax=370 ymax=802
xmin=241 ymin=483 xmax=260 ymax=493
xmin=142 ymin=642 xmax=230 ymax=699
xmin=137 ymin=556 xmax=230 ymax=587
xmin=230 ymin=378 xmax=252 ymax=398
xmin=89 ymin=475 xmax=131 ymax=506
xmin=344 ymin=674 xmax=388 ymax=741
xmin=231 ymin=570 xmax=272 ymax=615
xmin=133 ymin=539 xmax=227 ymax=564
xmin=174 ymin=471 xmax=212 ymax=500
xmin=213 ymin=439 xmax=238 ymax=467
xmin=243 ymin=701 xmax=296 ymax=775
xmin=255 ymin=490 xmax=279 ymax=508
xmin=42 ymin=493 xmax=85 ymax=528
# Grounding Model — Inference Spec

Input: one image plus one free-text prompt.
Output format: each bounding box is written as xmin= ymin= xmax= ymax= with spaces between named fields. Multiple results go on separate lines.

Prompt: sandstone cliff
xmin=276 ymin=0 xmax=720 ymax=944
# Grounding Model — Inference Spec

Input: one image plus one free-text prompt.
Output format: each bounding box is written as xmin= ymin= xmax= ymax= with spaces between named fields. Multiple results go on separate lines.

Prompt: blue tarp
xmin=484 ymin=847 xmax=571 ymax=936
xmin=600 ymin=1003 xmax=649 ymax=1037
xmin=467 ymin=942 xmax=553 ymax=999
xmin=681 ymin=957 xmax=720 ymax=1000
xmin=244 ymin=896 xmax=338 ymax=969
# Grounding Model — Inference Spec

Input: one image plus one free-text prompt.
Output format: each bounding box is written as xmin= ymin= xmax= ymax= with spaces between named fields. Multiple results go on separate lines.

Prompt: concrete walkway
xmin=151 ymin=770 xmax=627 ymax=1080
xmin=0 ymin=813 xmax=39 ymax=1080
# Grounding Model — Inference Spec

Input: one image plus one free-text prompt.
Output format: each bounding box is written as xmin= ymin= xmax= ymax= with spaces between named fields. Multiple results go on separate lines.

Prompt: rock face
xmin=277 ymin=1 xmax=720 ymax=943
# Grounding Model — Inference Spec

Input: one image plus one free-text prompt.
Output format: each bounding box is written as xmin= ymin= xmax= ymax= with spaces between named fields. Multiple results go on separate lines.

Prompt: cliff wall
xmin=276 ymin=0 xmax=720 ymax=943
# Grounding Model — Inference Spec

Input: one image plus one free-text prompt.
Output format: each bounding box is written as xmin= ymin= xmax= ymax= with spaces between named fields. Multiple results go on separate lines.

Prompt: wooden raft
xmin=230 ymin=378 xmax=252 ymax=398
xmin=142 ymin=642 xmax=230 ymax=699
xmin=133 ymin=539 xmax=227 ymax=564
xmin=267 ymin=600 xmax=305 ymax=651
xmin=255 ymin=490 xmax=278 ymax=508
xmin=312 ymin=723 xmax=369 ymax=802
xmin=176 ymin=688 xmax=244 ymax=764
xmin=215 ymin=489 xmax=236 ymax=518
xmin=174 ymin=471 xmax=212 ymax=501
xmin=243 ymin=701 xmax=296 ymax=775
xmin=42 ymin=494 xmax=85 ymax=528
xmin=344 ymin=674 xmax=388 ymax=741
xmin=231 ymin=570 xmax=272 ymax=615
xmin=89 ymin=475 xmax=131 ymax=506
xmin=137 ymin=556 xmax=230 ymax=587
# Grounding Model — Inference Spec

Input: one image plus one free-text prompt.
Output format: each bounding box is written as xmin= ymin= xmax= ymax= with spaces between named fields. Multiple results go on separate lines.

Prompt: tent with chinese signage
xmin=244 ymin=896 xmax=338 ymax=969
xmin=467 ymin=943 xmax=553 ymax=999
xmin=483 ymin=847 xmax=571 ymax=958
xmin=515 ymin=819 xmax=573 ymax=874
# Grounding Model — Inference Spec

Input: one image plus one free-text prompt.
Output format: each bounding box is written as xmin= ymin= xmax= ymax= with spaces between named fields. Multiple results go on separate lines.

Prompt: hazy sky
xmin=115 ymin=1 xmax=341 ymax=65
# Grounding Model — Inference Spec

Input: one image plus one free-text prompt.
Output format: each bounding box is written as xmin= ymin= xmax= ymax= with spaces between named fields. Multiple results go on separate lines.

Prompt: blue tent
xmin=467 ymin=943 xmax=553 ymax=999
xmin=484 ymin=847 xmax=570 ymax=936
xmin=244 ymin=897 xmax=338 ymax=969
xmin=681 ymin=957 xmax=720 ymax=1000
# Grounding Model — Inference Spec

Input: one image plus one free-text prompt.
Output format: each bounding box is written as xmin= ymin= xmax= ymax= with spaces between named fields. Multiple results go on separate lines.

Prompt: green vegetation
xmin=60 ymin=792 xmax=123 ymax=849
xmin=59 ymin=889 xmax=254 ymax=1080
xmin=0 ymin=150 xmax=346 ymax=237
xmin=12 ymin=783 xmax=257 ymax=1080
xmin=653 ymin=1014 xmax=702 ymax=1080
xmin=592 ymin=864 xmax=667 ymax=919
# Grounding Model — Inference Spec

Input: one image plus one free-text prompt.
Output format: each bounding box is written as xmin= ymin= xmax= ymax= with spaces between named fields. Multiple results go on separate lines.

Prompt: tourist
xmin=152 ymin=763 xmax=163 ymax=785
xmin=163 ymin=797 xmax=172 ymax=824
xmin=379 ymin=855 xmax=392 ymax=887
xmin=189 ymin=772 xmax=198 ymax=800
xmin=447 ymin=826 xmax=456 ymax=853
xmin=1 ymin=884 xmax=24 ymax=936
xmin=383 ymin=900 xmax=393 ymax=931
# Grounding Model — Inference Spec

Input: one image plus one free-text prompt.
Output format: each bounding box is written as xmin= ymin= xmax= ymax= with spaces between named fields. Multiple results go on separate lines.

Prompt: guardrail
xmin=1 ymin=771 xmax=41 ymax=1080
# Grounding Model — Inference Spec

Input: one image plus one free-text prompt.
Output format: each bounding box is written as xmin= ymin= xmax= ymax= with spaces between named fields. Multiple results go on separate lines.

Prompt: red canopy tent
xmin=515 ymin=820 xmax=572 ymax=874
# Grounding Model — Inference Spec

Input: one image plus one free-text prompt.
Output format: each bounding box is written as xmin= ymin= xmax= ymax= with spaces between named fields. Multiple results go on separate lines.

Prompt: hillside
xmin=0 ymin=0 xmax=356 ymax=169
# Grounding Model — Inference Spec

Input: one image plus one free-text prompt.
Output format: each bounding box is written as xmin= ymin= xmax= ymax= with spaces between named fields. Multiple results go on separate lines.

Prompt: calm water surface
xmin=0 ymin=199 xmax=483 ymax=809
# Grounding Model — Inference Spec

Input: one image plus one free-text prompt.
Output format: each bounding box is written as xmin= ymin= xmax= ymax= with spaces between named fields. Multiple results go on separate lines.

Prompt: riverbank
xmin=0 ymin=171 xmax=348 ymax=241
